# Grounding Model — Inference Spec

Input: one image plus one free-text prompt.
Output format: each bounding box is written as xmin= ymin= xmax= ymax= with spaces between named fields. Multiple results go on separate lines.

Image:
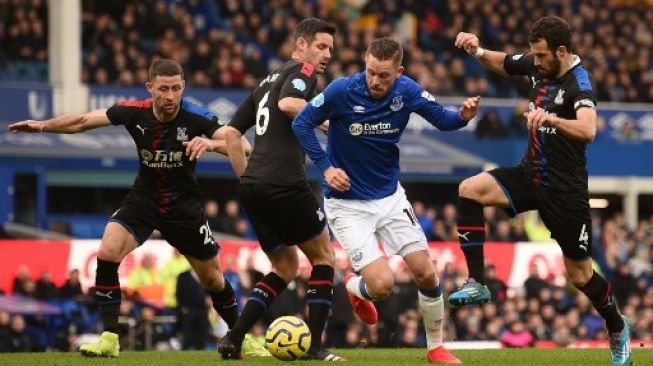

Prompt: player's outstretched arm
xmin=455 ymin=32 xmax=508 ymax=76
xmin=8 ymin=109 xmax=110 ymax=134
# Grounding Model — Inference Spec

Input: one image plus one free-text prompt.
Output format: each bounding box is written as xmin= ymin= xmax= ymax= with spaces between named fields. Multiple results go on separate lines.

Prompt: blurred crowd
xmin=1 ymin=203 xmax=651 ymax=352
xmin=1 ymin=0 xmax=653 ymax=102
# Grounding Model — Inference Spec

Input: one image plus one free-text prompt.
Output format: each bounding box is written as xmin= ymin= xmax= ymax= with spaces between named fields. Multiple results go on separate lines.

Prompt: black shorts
xmin=489 ymin=166 xmax=592 ymax=261
xmin=238 ymin=183 xmax=326 ymax=253
xmin=109 ymin=194 xmax=219 ymax=260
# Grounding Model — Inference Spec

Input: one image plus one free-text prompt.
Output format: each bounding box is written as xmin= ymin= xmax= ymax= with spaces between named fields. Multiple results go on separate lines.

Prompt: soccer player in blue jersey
xmin=8 ymin=59 xmax=255 ymax=358
xmin=452 ymin=16 xmax=631 ymax=365
xmin=293 ymin=38 xmax=480 ymax=364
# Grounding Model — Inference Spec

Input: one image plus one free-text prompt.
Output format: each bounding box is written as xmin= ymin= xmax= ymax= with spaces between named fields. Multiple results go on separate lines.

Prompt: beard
xmin=538 ymin=58 xmax=562 ymax=79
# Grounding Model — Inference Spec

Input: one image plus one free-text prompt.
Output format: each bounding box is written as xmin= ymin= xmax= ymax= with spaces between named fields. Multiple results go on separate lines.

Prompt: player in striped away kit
xmin=453 ymin=16 xmax=631 ymax=365
xmin=8 ymin=59 xmax=252 ymax=357
xmin=218 ymin=18 xmax=344 ymax=361
xmin=293 ymin=37 xmax=481 ymax=364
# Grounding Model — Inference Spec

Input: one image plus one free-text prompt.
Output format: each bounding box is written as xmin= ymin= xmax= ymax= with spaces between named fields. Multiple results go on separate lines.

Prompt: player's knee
xmin=97 ymin=245 xmax=122 ymax=262
xmin=412 ymin=269 xmax=437 ymax=289
xmin=268 ymin=247 xmax=299 ymax=282
xmin=568 ymin=267 xmax=593 ymax=287
xmin=365 ymin=274 xmax=394 ymax=299
xmin=458 ymin=178 xmax=479 ymax=200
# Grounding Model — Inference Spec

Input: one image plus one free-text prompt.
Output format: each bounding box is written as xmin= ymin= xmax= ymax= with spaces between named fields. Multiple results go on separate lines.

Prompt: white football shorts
xmin=324 ymin=183 xmax=428 ymax=272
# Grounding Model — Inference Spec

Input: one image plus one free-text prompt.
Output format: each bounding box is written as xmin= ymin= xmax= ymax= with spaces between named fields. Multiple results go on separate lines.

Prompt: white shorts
xmin=324 ymin=183 xmax=428 ymax=272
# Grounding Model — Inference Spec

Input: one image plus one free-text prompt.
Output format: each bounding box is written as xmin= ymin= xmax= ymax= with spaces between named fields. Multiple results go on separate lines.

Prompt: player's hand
xmin=8 ymin=120 xmax=46 ymax=133
xmin=182 ymin=137 xmax=212 ymax=161
xmin=455 ymin=32 xmax=480 ymax=55
xmin=325 ymin=167 xmax=350 ymax=192
xmin=524 ymin=109 xmax=556 ymax=130
xmin=318 ymin=120 xmax=329 ymax=135
xmin=459 ymin=96 xmax=481 ymax=121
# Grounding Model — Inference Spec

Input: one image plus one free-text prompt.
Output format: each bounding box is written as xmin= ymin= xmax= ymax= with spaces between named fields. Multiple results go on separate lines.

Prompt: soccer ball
xmin=264 ymin=315 xmax=311 ymax=361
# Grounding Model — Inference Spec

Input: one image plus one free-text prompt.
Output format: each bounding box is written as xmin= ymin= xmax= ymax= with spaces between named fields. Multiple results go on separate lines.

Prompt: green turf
xmin=0 ymin=348 xmax=651 ymax=366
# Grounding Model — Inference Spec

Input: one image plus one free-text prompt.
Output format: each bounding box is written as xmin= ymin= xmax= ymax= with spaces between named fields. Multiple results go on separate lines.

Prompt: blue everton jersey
xmin=293 ymin=72 xmax=466 ymax=200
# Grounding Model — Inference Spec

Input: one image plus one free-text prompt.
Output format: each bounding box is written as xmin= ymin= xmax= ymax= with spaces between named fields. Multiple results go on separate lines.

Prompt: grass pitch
xmin=0 ymin=348 xmax=651 ymax=366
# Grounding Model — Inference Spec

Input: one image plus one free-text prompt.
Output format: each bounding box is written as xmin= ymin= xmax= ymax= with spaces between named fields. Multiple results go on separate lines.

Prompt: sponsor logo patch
xmin=176 ymin=127 xmax=188 ymax=141
xmin=311 ymin=93 xmax=325 ymax=107
xmin=390 ymin=96 xmax=404 ymax=111
xmin=292 ymin=78 xmax=306 ymax=92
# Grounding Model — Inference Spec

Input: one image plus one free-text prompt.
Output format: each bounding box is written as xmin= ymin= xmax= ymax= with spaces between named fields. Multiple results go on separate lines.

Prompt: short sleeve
xmin=504 ymin=53 xmax=537 ymax=76
xmin=228 ymin=93 xmax=256 ymax=134
xmin=106 ymin=104 xmax=136 ymax=126
xmin=279 ymin=63 xmax=318 ymax=101
xmin=180 ymin=99 xmax=224 ymax=137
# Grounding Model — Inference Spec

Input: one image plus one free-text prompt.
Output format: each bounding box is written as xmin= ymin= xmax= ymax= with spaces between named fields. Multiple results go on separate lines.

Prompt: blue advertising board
xmin=0 ymin=84 xmax=52 ymax=122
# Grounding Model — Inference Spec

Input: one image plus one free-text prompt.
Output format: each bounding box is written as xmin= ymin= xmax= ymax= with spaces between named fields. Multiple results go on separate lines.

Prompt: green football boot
xmin=79 ymin=331 xmax=120 ymax=358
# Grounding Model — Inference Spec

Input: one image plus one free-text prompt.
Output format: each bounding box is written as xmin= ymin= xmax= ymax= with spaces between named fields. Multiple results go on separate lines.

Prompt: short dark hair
xmin=366 ymin=37 xmax=403 ymax=66
xmin=529 ymin=16 xmax=572 ymax=53
xmin=148 ymin=59 xmax=184 ymax=81
xmin=293 ymin=18 xmax=336 ymax=44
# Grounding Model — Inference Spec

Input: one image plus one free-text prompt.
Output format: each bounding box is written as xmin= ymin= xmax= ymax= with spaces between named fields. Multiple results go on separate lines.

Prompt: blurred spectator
xmin=431 ymin=219 xmax=451 ymax=242
xmin=523 ymin=211 xmax=553 ymax=242
xmin=11 ymin=265 xmax=32 ymax=296
xmin=159 ymin=251 xmax=191 ymax=308
xmin=412 ymin=200 xmax=434 ymax=235
xmin=484 ymin=265 xmax=507 ymax=305
xmin=612 ymin=262 xmax=637 ymax=306
xmin=500 ymin=320 xmax=534 ymax=348
xmin=552 ymin=326 xmax=576 ymax=347
xmin=0 ymin=310 xmax=10 ymax=351
xmin=221 ymin=254 xmax=246 ymax=309
xmin=132 ymin=306 xmax=170 ymax=350
xmin=128 ymin=253 xmax=165 ymax=307
xmin=394 ymin=310 xmax=426 ymax=347
xmin=475 ymin=108 xmax=508 ymax=139
xmin=491 ymin=220 xmax=513 ymax=242
xmin=59 ymin=269 xmax=83 ymax=299
xmin=204 ymin=199 xmax=221 ymax=232
xmin=6 ymin=315 xmax=32 ymax=352
xmin=217 ymin=199 xmax=242 ymax=236
xmin=524 ymin=263 xmax=549 ymax=300
xmin=176 ymin=269 xmax=211 ymax=350
xmin=18 ymin=279 xmax=37 ymax=299
xmin=506 ymin=99 xmax=529 ymax=137
xmin=233 ymin=218 xmax=250 ymax=239
xmin=35 ymin=269 xmax=59 ymax=300
xmin=510 ymin=217 xmax=529 ymax=242
xmin=629 ymin=247 xmax=652 ymax=278
xmin=441 ymin=203 xmax=457 ymax=235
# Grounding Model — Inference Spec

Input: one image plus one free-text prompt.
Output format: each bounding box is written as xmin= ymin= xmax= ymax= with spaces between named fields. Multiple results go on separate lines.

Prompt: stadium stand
xmin=1 ymin=0 xmax=653 ymax=102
